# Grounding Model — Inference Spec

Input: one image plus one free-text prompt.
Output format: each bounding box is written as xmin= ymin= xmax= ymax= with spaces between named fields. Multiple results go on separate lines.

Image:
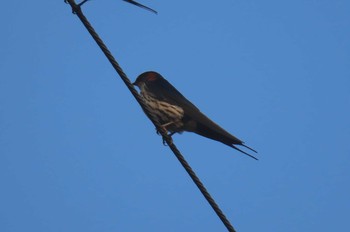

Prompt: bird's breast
xmin=141 ymin=92 xmax=185 ymax=132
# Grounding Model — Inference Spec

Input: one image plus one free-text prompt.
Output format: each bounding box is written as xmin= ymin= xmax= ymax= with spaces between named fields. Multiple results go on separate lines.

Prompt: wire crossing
xmin=64 ymin=1 xmax=237 ymax=231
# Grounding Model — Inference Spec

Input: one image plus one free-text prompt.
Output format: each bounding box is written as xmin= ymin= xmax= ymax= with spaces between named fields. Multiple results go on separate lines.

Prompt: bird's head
xmin=133 ymin=71 xmax=162 ymax=89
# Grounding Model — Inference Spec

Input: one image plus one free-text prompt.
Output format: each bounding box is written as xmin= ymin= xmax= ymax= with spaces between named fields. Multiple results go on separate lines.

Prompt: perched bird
xmin=133 ymin=71 xmax=257 ymax=160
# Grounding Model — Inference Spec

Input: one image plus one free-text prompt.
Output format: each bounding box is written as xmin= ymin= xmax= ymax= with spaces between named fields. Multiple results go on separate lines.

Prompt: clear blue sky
xmin=1 ymin=1 xmax=349 ymax=231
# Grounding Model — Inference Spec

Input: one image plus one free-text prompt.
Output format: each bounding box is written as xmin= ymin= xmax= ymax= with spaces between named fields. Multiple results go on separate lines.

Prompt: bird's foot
xmin=156 ymin=127 xmax=166 ymax=135
xmin=162 ymin=135 xmax=173 ymax=146
xmin=155 ymin=126 xmax=175 ymax=146
xmin=156 ymin=121 xmax=174 ymax=135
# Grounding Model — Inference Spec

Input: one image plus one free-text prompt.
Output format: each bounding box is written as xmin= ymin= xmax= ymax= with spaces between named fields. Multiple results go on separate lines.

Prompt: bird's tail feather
xmin=242 ymin=144 xmax=257 ymax=153
xmin=229 ymin=144 xmax=258 ymax=160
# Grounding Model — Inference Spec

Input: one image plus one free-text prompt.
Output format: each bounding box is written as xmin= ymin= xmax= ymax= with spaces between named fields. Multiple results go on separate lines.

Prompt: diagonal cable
xmin=64 ymin=1 xmax=237 ymax=231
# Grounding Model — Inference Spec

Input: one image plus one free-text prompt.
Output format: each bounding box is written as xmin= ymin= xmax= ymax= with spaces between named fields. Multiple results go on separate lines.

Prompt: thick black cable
xmin=65 ymin=1 xmax=236 ymax=231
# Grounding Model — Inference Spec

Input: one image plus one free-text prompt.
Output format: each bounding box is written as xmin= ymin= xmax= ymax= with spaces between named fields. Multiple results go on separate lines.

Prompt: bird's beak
xmin=132 ymin=82 xmax=136 ymax=86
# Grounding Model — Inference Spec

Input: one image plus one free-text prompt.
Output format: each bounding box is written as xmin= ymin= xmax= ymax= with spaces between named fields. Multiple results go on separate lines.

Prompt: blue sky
xmin=1 ymin=1 xmax=349 ymax=231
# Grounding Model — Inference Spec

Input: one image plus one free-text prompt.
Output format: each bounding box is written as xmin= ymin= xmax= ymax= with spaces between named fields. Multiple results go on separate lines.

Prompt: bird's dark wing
xmin=147 ymin=77 xmax=258 ymax=159
xmin=146 ymin=77 xmax=201 ymax=113
xmin=146 ymin=78 xmax=242 ymax=142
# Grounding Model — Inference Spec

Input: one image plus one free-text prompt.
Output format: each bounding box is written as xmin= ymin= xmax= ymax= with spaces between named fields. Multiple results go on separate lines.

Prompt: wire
xmin=64 ymin=1 xmax=237 ymax=231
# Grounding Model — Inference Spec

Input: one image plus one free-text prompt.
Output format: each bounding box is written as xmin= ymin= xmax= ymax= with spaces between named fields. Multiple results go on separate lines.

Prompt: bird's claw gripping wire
xmin=156 ymin=126 xmax=174 ymax=146
xmin=162 ymin=135 xmax=173 ymax=146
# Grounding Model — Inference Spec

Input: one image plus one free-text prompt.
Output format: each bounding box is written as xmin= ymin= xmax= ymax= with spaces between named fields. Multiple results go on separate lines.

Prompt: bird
xmin=133 ymin=71 xmax=258 ymax=160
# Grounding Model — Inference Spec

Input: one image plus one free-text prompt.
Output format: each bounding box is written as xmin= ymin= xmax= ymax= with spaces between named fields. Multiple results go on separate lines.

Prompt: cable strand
xmin=65 ymin=1 xmax=236 ymax=231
